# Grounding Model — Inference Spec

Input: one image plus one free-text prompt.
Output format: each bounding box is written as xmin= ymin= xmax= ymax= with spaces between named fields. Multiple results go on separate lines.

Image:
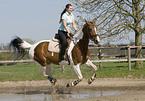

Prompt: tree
xmin=71 ymin=0 xmax=145 ymax=68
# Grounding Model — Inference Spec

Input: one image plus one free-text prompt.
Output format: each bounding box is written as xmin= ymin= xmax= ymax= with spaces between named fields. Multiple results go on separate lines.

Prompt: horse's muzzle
xmin=94 ymin=35 xmax=100 ymax=44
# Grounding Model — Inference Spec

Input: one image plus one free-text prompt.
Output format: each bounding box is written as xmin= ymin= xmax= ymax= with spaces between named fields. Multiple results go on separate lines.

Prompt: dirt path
xmin=0 ymin=78 xmax=145 ymax=91
xmin=0 ymin=78 xmax=145 ymax=101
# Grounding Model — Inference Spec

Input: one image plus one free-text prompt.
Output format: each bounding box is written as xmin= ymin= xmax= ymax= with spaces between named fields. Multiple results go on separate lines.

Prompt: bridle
xmin=86 ymin=24 xmax=99 ymax=39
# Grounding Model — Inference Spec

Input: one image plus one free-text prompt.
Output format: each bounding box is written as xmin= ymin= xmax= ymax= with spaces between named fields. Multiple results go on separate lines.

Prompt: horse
xmin=10 ymin=19 xmax=100 ymax=87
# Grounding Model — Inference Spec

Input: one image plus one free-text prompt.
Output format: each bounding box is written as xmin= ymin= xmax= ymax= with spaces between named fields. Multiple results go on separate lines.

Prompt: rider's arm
xmin=72 ymin=19 xmax=77 ymax=31
xmin=62 ymin=19 xmax=70 ymax=34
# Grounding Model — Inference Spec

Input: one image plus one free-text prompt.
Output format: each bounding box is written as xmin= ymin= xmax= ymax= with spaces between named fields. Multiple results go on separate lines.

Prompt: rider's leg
xmin=58 ymin=30 xmax=68 ymax=60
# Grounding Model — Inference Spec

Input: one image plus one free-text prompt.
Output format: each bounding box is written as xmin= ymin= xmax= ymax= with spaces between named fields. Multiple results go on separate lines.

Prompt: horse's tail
xmin=9 ymin=36 xmax=32 ymax=60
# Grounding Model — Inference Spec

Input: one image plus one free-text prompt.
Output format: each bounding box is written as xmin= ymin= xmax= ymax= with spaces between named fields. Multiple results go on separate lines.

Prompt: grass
xmin=95 ymin=62 xmax=145 ymax=78
xmin=0 ymin=61 xmax=145 ymax=81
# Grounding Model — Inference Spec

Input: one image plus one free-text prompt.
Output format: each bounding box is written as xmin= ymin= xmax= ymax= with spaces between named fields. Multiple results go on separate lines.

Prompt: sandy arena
xmin=0 ymin=78 xmax=145 ymax=101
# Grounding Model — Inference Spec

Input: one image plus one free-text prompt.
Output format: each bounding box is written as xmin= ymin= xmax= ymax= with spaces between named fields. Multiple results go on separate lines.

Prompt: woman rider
xmin=58 ymin=4 xmax=77 ymax=61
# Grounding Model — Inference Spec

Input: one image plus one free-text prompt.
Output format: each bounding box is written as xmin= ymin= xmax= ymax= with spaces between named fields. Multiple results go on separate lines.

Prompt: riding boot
xmin=59 ymin=52 xmax=67 ymax=61
xmin=60 ymin=45 xmax=67 ymax=61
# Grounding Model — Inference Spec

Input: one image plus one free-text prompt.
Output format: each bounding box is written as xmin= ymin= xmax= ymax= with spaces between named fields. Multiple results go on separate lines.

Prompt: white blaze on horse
xmin=10 ymin=19 xmax=100 ymax=87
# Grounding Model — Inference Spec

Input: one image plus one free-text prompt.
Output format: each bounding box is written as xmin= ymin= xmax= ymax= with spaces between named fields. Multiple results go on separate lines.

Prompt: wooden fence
xmin=0 ymin=46 xmax=145 ymax=71
xmin=0 ymin=60 xmax=33 ymax=64
xmin=89 ymin=46 xmax=145 ymax=71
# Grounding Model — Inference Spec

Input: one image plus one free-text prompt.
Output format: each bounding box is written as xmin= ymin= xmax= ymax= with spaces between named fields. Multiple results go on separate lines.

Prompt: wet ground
xmin=0 ymin=78 xmax=145 ymax=101
xmin=0 ymin=90 xmax=124 ymax=101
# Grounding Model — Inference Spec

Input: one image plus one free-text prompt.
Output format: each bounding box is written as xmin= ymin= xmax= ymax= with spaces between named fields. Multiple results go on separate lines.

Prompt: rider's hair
xmin=59 ymin=4 xmax=72 ymax=23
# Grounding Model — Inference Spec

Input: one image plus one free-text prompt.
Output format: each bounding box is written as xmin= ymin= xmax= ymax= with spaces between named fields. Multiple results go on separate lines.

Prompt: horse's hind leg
xmin=46 ymin=65 xmax=57 ymax=85
xmin=45 ymin=65 xmax=58 ymax=94
xmin=40 ymin=65 xmax=57 ymax=85
xmin=67 ymin=64 xmax=83 ymax=87
xmin=40 ymin=66 xmax=48 ymax=77
xmin=86 ymin=59 xmax=97 ymax=84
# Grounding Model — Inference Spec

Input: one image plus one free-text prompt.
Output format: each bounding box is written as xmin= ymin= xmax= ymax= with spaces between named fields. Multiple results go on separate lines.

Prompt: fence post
xmin=62 ymin=66 xmax=64 ymax=73
xmin=128 ymin=46 xmax=131 ymax=71
xmin=4 ymin=63 xmax=7 ymax=67
xmin=98 ymin=48 xmax=103 ymax=69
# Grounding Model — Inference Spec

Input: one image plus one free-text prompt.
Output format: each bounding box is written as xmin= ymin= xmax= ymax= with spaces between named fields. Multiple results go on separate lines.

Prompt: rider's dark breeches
xmin=58 ymin=30 xmax=68 ymax=57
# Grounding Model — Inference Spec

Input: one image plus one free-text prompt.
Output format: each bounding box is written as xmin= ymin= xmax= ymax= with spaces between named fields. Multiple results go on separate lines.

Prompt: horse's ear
xmin=93 ymin=18 xmax=96 ymax=24
xmin=85 ymin=20 xmax=90 ymax=25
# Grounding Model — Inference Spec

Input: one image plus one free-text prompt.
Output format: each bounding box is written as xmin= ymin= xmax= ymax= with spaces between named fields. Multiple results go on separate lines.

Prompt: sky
xmin=0 ymin=0 xmax=142 ymax=45
xmin=0 ymin=0 xmax=72 ymax=44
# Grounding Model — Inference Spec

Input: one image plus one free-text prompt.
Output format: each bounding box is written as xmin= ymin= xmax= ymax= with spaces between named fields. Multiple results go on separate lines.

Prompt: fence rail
xmin=0 ymin=60 xmax=33 ymax=63
xmin=0 ymin=50 xmax=11 ymax=52
xmin=0 ymin=46 xmax=145 ymax=71
xmin=90 ymin=46 xmax=145 ymax=71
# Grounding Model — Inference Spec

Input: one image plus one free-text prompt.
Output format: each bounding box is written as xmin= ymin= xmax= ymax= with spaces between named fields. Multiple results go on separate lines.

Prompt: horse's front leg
xmin=66 ymin=64 xmax=83 ymax=87
xmin=40 ymin=65 xmax=57 ymax=85
xmin=86 ymin=59 xmax=97 ymax=84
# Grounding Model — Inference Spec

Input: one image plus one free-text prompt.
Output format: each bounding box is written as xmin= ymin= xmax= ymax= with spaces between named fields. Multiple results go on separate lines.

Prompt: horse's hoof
xmin=54 ymin=82 xmax=58 ymax=87
xmin=88 ymin=79 xmax=92 ymax=84
xmin=52 ymin=78 xmax=57 ymax=85
xmin=66 ymin=83 xmax=71 ymax=87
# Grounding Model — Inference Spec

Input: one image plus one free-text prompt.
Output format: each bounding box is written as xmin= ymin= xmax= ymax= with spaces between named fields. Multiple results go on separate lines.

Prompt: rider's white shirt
xmin=59 ymin=12 xmax=74 ymax=32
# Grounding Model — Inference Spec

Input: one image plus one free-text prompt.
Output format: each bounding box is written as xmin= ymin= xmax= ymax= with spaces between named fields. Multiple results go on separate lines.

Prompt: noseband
xmin=91 ymin=34 xmax=98 ymax=37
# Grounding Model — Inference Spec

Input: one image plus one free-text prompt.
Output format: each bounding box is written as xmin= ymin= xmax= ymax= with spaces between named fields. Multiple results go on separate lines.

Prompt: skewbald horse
xmin=10 ymin=19 xmax=100 ymax=87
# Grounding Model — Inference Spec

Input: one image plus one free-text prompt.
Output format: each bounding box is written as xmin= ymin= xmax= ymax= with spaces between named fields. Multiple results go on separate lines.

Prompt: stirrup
xmin=61 ymin=56 xmax=67 ymax=61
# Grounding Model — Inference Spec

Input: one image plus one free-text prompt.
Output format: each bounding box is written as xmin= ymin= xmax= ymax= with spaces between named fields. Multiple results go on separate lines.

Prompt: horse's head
xmin=83 ymin=19 xmax=100 ymax=44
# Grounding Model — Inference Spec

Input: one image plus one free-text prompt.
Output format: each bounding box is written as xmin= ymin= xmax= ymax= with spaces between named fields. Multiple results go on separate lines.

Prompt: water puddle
xmin=0 ymin=91 xmax=124 ymax=101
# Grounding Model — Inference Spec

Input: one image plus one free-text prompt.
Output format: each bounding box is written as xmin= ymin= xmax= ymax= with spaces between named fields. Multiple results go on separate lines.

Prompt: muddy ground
xmin=0 ymin=78 xmax=145 ymax=101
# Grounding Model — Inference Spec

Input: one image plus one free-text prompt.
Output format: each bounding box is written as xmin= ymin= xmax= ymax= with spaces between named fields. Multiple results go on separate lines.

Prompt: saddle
xmin=48 ymin=38 xmax=60 ymax=53
xmin=48 ymin=33 xmax=73 ymax=53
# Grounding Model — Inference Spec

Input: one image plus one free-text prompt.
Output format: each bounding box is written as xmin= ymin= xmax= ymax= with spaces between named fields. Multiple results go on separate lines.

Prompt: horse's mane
xmin=72 ymin=27 xmax=83 ymax=44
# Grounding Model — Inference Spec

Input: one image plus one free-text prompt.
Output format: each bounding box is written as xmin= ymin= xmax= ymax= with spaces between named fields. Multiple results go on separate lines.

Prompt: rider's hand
xmin=67 ymin=33 xmax=70 ymax=37
xmin=69 ymin=33 xmax=74 ymax=38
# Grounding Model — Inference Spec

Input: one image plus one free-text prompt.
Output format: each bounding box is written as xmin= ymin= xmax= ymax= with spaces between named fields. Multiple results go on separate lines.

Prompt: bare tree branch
xmin=140 ymin=4 xmax=145 ymax=12
xmin=113 ymin=0 xmax=134 ymax=18
xmin=126 ymin=0 xmax=132 ymax=4
xmin=71 ymin=0 xmax=145 ymax=68
xmin=71 ymin=0 xmax=144 ymax=41
xmin=122 ymin=0 xmax=132 ymax=8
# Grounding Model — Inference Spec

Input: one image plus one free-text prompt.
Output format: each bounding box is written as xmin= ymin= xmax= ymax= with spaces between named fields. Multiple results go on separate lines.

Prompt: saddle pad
xmin=48 ymin=39 xmax=60 ymax=53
